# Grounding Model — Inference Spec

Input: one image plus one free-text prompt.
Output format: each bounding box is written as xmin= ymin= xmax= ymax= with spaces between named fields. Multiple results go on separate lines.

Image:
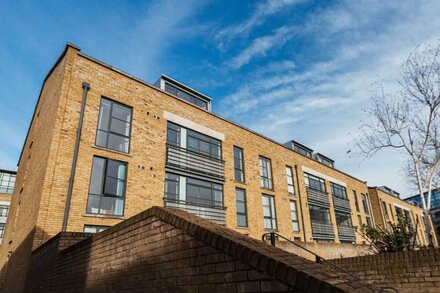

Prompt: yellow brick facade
xmin=1 ymin=44 xmax=433 ymax=285
xmin=368 ymin=187 xmax=436 ymax=246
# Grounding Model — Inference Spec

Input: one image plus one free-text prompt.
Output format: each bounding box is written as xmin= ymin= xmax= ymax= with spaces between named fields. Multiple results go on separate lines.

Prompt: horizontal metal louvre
xmin=164 ymin=198 xmax=226 ymax=225
xmin=166 ymin=144 xmax=225 ymax=179
xmin=307 ymin=188 xmax=330 ymax=208
xmin=311 ymin=222 xmax=335 ymax=240
xmin=333 ymin=196 xmax=351 ymax=212
xmin=337 ymin=226 xmax=356 ymax=242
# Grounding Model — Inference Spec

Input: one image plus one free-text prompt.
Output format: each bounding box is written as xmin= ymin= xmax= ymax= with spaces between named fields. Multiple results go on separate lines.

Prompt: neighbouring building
xmin=0 ymin=169 xmax=16 ymax=245
xmin=368 ymin=186 xmax=436 ymax=246
xmin=405 ymin=189 xmax=440 ymax=240
xmin=0 ymin=43 xmax=434 ymax=290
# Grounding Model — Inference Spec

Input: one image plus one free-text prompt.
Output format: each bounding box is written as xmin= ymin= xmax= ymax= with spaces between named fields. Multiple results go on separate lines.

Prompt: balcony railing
xmin=332 ymin=196 xmax=351 ymax=212
xmin=311 ymin=222 xmax=335 ymax=240
xmin=307 ymin=187 xmax=330 ymax=207
xmin=164 ymin=198 xmax=226 ymax=225
xmin=337 ymin=226 xmax=356 ymax=242
xmin=166 ymin=144 xmax=225 ymax=179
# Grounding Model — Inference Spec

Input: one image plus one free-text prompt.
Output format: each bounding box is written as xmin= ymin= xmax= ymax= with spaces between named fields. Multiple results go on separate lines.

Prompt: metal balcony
xmin=164 ymin=198 xmax=226 ymax=225
xmin=337 ymin=226 xmax=356 ymax=242
xmin=307 ymin=188 xmax=330 ymax=208
xmin=333 ymin=196 xmax=351 ymax=213
xmin=166 ymin=144 xmax=225 ymax=179
xmin=311 ymin=222 xmax=335 ymax=240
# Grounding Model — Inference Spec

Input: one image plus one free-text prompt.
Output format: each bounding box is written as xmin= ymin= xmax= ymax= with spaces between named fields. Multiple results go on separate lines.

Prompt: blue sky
xmin=1 ymin=0 xmax=439 ymax=197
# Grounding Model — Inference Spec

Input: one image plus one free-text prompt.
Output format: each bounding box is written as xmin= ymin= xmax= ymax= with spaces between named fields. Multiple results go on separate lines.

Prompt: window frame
xmin=95 ymin=97 xmax=133 ymax=154
xmin=259 ymin=156 xmax=273 ymax=190
xmin=286 ymin=165 xmax=295 ymax=195
xmin=304 ymin=172 xmax=326 ymax=192
xmin=0 ymin=205 xmax=9 ymax=217
xmin=330 ymin=182 xmax=347 ymax=199
xmin=361 ymin=193 xmax=370 ymax=214
xmin=353 ymin=190 xmax=360 ymax=212
xmin=262 ymin=194 xmax=277 ymax=230
xmin=235 ymin=188 xmax=248 ymax=228
xmin=84 ymin=225 xmax=109 ymax=233
xmin=86 ymin=156 xmax=128 ymax=217
xmin=233 ymin=146 xmax=245 ymax=183
xmin=0 ymin=172 xmax=16 ymax=194
xmin=309 ymin=204 xmax=332 ymax=225
xmin=185 ymin=177 xmax=223 ymax=208
xmin=290 ymin=200 xmax=300 ymax=232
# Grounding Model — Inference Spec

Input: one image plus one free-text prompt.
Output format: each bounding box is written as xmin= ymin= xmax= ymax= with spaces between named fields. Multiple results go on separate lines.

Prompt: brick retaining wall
xmin=331 ymin=248 xmax=440 ymax=292
xmin=14 ymin=207 xmax=381 ymax=292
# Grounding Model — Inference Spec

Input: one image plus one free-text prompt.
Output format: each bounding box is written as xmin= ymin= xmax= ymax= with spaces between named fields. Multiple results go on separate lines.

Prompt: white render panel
xmin=163 ymin=111 xmax=225 ymax=141
xmin=302 ymin=166 xmax=347 ymax=187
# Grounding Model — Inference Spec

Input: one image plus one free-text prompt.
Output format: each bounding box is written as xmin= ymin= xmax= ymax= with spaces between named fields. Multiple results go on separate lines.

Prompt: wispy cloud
xmin=227 ymin=26 xmax=296 ymax=69
xmin=214 ymin=0 xmax=305 ymax=49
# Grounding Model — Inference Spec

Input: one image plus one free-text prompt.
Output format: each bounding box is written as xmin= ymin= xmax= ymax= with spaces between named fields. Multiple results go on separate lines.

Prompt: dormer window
xmin=284 ymin=140 xmax=313 ymax=158
xmin=315 ymin=153 xmax=334 ymax=168
xmin=155 ymin=75 xmax=212 ymax=111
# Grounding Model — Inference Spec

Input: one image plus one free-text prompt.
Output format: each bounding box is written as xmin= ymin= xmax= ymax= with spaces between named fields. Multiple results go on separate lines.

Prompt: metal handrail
xmin=261 ymin=232 xmax=398 ymax=293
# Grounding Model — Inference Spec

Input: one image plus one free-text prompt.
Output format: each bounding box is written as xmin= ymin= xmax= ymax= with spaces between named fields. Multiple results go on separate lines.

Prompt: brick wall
xmin=15 ymin=207 xmax=380 ymax=292
xmin=332 ymin=248 xmax=440 ymax=292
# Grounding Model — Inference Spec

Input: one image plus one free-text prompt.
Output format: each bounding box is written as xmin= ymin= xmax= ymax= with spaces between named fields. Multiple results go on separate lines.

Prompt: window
xmin=309 ymin=205 xmax=331 ymax=224
xmin=361 ymin=193 xmax=370 ymax=214
xmin=166 ymin=123 xmax=181 ymax=146
xmin=96 ymin=98 xmax=132 ymax=153
xmin=290 ymin=201 xmax=299 ymax=232
xmin=84 ymin=225 xmax=109 ymax=233
xmin=366 ymin=216 xmax=372 ymax=227
xmin=259 ymin=156 xmax=273 ymax=189
xmin=293 ymin=144 xmax=312 ymax=158
xmin=335 ymin=211 xmax=352 ymax=227
xmin=389 ymin=204 xmax=395 ymax=220
xmin=286 ymin=166 xmax=295 ymax=195
xmin=330 ymin=182 xmax=346 ymax=199
xmin=164 ymin=173 xmax=179 ymax=201
xmin=304 ymin=173 xmax=326 ymax=192
xmin=234 ymin=147 xmax=245 ymax=182
xmin=0 ymin=205 xmax=9 ymax=217
xmin=357 ymin=215 xmax=363 ymax=231
xmin=0 ymin=171 xmax=16 ymax=194
xmin=0 ymin=224 xmax=4 ymax=238
xmin=353 ymin=191 xmax=360 ymax=212
xmin=86 ymin=157 xmax=127 ymax=216
xmin=236 ymin=188 xmax=247 ymax=227
xmin=186 ymin=177 xmax=223 ymax=208
xmin=164 ymin=82 xmax=208 ymax=110
xmin=381 ymin=201 xmax=389 ymax=219
xmin=262 ymin=194 xmax=276 ymax=229
xmin=187 ymin=129 xmax=221 ymax=159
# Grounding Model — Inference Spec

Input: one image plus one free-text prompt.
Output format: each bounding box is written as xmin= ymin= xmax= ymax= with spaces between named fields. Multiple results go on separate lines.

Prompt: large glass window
xmin=286 ymin=166 xmax=295 ymax=195
xmin=84 ymin=225 xmax=109 ymax=233
xmin=186 ymin=177 xmax=223 ymax=208
xmin=0 ymin=224 xmax=4 ymax=238
xmin=335 ymin=211 xmax=352 ymax=227
xmin=353 ymin=191 xmax=360 ymax=212
xmin=262 ymin=194 xmax=276 ymax=229
xmin=187 ymin=129 xmax=221 ymax=159
xmin=236 ymin=188 xmax=247 ymax=227
xmin=309 ymin=205 xmax=331 ymax=224
xmin=259 ymin=156 xmax=273 ymax=189
xmin=304 ymin=173 xmax=326 ymax=192
xmin=166 ymin=123 xmax=181 ymax=146
xmin=0 ymin=171 xmax=16 ymax=194
xmin=86 ymin=157 xmax=127 ymax=216
xmin=0 ymin=205 xmax=9 ymax=217
xmin=366 ymin=216 xmax=372 ymax=227
xmin=96 ymin=98 xmax=132 ymax=153
xmin=164 ymin=173 xmax=179 ymax=201
xmin=290 ymin=201 xmax=299 ymax=232
xmin=234 ymin=146 xmax=245 ymax=182
xmin=330 ymin=182 xmax=346 ymax=199
xmin=164 ymin=82 xmax=208 ymax=110
xmin=361 ymin=194 xmax=370 ymax=214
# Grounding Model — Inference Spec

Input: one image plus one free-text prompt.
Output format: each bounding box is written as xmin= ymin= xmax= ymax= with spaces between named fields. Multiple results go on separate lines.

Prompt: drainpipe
xmin=294 ymin=165 xmax=307 ymax=241
xmin=62 ymin=82 xmax=91 ymax=232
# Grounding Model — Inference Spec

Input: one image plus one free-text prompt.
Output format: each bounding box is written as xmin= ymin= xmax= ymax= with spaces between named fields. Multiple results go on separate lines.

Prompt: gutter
xmin=62 ymin=82 xmax=90 ymax=232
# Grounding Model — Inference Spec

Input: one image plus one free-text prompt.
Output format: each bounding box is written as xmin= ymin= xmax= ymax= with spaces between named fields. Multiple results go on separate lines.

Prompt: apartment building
xmin=0 ymin=43 xmax=432 ymax=287
xmin=0 ymin=170 xmax=16 ymax=245
xmin=368 ymin=186 xmax=436 ymax=246
xmin=405 ymin=189 xmax=440 ymax=240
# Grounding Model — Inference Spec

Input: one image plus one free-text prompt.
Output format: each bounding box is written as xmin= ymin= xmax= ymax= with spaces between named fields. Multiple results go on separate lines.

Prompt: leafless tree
xmin=356 ymin=42 xmax=440 ymax=245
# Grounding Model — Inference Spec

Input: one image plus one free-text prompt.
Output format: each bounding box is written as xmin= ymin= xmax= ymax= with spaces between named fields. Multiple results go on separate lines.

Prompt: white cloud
xmin=218 ymin=0 xmax=440 ymax=196
xmin=214 ymin=0 xmax=305 ymax=49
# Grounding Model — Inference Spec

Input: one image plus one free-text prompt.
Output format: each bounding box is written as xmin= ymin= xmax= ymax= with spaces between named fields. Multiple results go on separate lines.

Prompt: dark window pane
xmin=108 ymin=134 xmax=129 ymax=153
xmin=96 ymin=130 xmax=108 ymax=147
xmin=110 ymin=118 xmax=130 ymax=136
xmin=106 ymin=160 xmax=126 ymax=180
xmin=87 ymin=194 xmax=101 ymax=214
xmin=112 ymin=103 xmax=131 ymax=122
